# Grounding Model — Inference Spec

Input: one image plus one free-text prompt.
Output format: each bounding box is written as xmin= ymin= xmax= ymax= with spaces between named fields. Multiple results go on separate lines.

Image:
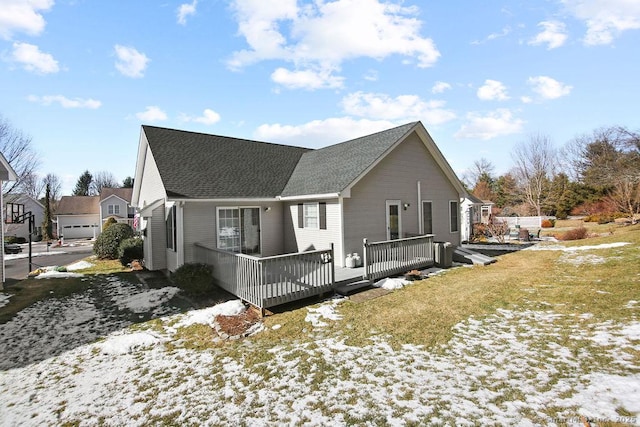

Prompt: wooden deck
xmin=194 ymin=234 xmax=437 ymax=310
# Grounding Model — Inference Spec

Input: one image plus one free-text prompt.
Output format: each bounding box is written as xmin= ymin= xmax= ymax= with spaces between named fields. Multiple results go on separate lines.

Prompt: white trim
xmin=177 ymin=202 xmax=184 ymax=266
xmin=385 ymin=200 xmax=402 ymax=240
xmin=338 ymin=195 xmax=345 ymax=268
xmin=139 ymin=198 xmax=164 ymax=217
xmin=100 ymin=194 xmax=130 ymax=205
xmin=417 ymin=181 xmax=422 ymax=234
xmin=172 ymin=197 xmax=278 ymax=203
xmin=278 ymin=193 xmax=340 ymax=201
xmin=0 ymin=152 xmax=18 ymax=182
xmin=131 ymin=129 xmax=149 ymax=208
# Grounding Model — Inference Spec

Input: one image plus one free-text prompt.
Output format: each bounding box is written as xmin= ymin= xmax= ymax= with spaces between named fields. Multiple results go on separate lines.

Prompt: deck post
xmin=330 ymin=243 xmax=335 ymax=289
xmin=362 ymin=238 xmax=368 ymax=280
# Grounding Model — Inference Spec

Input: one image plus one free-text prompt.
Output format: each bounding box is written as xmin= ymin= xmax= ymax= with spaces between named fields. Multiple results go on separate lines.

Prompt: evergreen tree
xmin=122 ymin=176 xmax=134 ymax=188
xmin=42 ymin=183 xmax=53 ymax=240
xmin=72 ymin=170 xmax=93 ymax=196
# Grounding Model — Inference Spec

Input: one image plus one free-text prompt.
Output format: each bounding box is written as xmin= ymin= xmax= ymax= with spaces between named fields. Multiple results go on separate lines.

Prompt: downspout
xmin=338 ymin=195 xmax=345 ymax=268
xmin=177 ymin=201 xmax=185 ymax=267
xmin=417 ymin=181 xmax=422 ymax=234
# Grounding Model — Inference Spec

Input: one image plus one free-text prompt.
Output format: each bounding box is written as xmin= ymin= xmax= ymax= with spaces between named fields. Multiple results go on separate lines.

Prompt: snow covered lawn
xmin=0 ymin=238 xmax=639 ymax=426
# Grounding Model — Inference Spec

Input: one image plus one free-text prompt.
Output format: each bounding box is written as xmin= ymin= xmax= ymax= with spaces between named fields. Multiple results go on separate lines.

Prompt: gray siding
xmin=342 ymin=133 xmax=460 ymax=256
xmin=283 ymin=199 xmax=343 ymax=266
xmin=101 ymin=197 xmax=129 ymax=221
xmin=148 ymin=205 xmax=167 ymax=270
xmin=181 ymin=201 xmax=284 ymax=266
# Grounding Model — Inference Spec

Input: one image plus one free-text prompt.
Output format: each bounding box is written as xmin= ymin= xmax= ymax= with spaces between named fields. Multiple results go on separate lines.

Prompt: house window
xmin=304 ymin=203 xmax=319 ymax=229
xmin=166 ymin=205 xmax=176 ymax=251
xmin=217 ymin=208 xmax=240 ymax=252
xmin=108 ymin=204 xmax=120 ymax=215
xmin=422 ymin=201 xmax=433 ymax=234
xmin=450 ymin=200 xmax=459 ymax=233
xmin=217 ymin=207 xmax=261 ymax=255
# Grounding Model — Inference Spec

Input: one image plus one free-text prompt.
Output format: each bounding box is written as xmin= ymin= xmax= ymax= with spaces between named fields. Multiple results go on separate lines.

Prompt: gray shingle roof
xmin=280 ymin=122 xmax=418 ymax=196
xmin=100 ymin=187 xmax=133 ymax=203
xmin=143 ymin=126 xmax=311 ymax=199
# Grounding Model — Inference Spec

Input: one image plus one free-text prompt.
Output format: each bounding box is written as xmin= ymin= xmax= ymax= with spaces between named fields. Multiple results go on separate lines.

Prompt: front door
xmin=386 ymin=200 xmax=401 ymax=240
xmin=240 ymin=207 xmax=260 ymax=255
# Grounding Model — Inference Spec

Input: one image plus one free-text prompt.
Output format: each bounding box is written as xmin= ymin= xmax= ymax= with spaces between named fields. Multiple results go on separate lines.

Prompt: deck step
xmin=453 ymin=247 xmax=496 ymax=266
xmin=335 ymin=279 xmax=373 ymax=296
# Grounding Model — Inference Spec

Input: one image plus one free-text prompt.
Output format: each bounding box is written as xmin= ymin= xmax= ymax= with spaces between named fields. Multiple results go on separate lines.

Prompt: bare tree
xmin=19 ymin=171 xmax=44 ymax=200
xmin=511 ymin=134 xmax=556 ymax=216
xmin=462 ymin=158 xmax=495 ymax=189
xmin=41 ymin=173 xmax=62 ymax=211
xmin=0 ymin=114 xmax=40 ymax=194
xmin=90 ymin=171 xmax=119 ymax=195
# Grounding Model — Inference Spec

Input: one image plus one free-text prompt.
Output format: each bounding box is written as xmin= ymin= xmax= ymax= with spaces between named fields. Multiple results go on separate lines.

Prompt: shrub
xmin=118 ymin=237 xmax=144 ymax=266
xmin=4 ymin=236 xmax=17 ymax=244
xmin=171 ymin=263 xmax=214 ymax=296
xmin=541 ymin=219 xmax=555 ymax=228
xmin=102 ymin=217 xmax=118 ymax=231
xmin=93 ymin=223 xmax=135 ymax=259
xmin=557 ymin=226 xmax=588 ymax=241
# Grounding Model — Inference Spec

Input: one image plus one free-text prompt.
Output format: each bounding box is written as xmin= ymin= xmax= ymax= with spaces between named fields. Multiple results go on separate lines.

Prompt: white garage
xmin=55 ymin=196 xmax=101 ymax=240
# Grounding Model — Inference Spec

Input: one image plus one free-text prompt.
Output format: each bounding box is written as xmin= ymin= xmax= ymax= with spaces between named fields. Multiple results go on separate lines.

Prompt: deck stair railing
xmin=363 ymin=234 xmax=435 ymax=281
xmin=194 ymin=242 xmax=334 ymax=309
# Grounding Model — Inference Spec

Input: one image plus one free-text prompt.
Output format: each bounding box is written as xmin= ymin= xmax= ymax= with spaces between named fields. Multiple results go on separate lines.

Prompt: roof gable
xmin=281 ymin=122 xmax=418 ymax=197
xmin=100 ymin=187 xmax=133 ymax=203
xmin=142 ymin=126 xmax=310 ymax=199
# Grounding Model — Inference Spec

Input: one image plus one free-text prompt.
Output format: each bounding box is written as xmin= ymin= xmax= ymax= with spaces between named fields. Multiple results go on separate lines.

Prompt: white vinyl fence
xmin=494 ymin=216 xmax=555 ymax=229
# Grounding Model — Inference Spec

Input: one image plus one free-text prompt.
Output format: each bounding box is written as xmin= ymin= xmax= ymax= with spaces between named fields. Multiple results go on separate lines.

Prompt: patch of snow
xmin=374 ymin=277 xmax=411 ymax=289
xmin=271 ymin=324 xmax=282 ymax=330
xmin=98 ymin=331 xmax=164 ymax=355
xmin=0 ymin=293 xmax=11 ymax=309
xmin=560 ymin=253 xmax=605 ymax=265
xmin=171 ymin=300 xmax=245 ymax=329
xmin=35 ymin=270 xmax=84 ymax=279
xmin=626 ymin=300 xmax=638 ymax=309
xmin=305 ymin=297 xmax=344 ymax=328
xmin=5 ymin=251 xmax=67 ymax=260
xmin=66 ymin=260 xmax=95 ymax=271
xmin=526 ymin=242 xmax=630 ymax=252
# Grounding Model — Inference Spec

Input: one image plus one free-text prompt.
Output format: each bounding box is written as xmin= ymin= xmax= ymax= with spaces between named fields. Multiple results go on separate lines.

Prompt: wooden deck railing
xmin=194 ymin=243 xmax=334 ymax=309
xmin=363 ymin=235 xmax=435 ymax=281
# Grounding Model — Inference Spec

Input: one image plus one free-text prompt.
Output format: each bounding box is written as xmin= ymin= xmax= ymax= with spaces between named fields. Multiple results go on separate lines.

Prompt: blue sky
xmin=1 ymin=0 xmax=639 ymax=195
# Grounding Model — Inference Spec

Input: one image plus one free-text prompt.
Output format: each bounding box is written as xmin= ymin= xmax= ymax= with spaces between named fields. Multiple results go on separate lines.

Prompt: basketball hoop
xmin=5 ymin=202 xmax=25 ymax=224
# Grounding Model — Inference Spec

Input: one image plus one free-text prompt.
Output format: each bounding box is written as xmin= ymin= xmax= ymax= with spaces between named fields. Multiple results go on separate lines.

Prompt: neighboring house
xmin=99 ymin=187 xmax=134 ymax=228
xmin=0 ymin=152 xmax=18 ymax=285
xmin=461 ymin=194 xmax=494 ymax=242
xmin=132 ymin=121 xmax=466 ymax=273
xmin=4 ymin=194 xmax=45 ymax=241
xmin=56 ymin=196 xmax=100 ymax=239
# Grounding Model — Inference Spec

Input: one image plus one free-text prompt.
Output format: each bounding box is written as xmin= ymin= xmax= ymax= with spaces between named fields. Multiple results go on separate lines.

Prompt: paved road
xmin=4 ymin=240 xmax=94 ymax=283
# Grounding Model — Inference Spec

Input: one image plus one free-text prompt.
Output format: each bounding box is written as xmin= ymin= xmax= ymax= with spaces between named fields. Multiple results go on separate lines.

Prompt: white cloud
xmin=431 ymin=81 xmax=451 ymax=94
xmin=477 ymin=79 xmax=509 ymax=101
xmin=529 ymin=21 xmax=568 ymax=49
xmin=181 ymin=109 xmax=221 ymax=125
xmin=363 ymin=69 xmax=378 ymax=82
xmin=341 ymin=91 xmax=456 ymax=125
xmin=471 ymin=26 xmax=511 ymax=45
xmin=271 ymin=67 xmax=344 ymax=90
xmin=521 ymin=96 xmax=533 ymax=104
xmin=136 ymin=106 xmax=167 ymax=122
xmin=177 ymin=0 xmax=197 ymax=25
xmin=562 ymin=0 xmax=640 ymax=45
xmin=228 ymin=0 xmax=439 ymax=89
xmin=527 ymin=76 xmax=572 ymax=99
xmin=27 ymin=95 xmax=101 ymax=109
xmin=0 ymin=0 xmax=53 ymax=40
xmin=11 ymin=42 xmax=59 ymax=74
xmin=114 ymin=45 xmax=149 ymax=78
xmin=455 ymin=109 xmax=524 ymax=140
xmin=254 ymin=117 xmax=397 ymax=147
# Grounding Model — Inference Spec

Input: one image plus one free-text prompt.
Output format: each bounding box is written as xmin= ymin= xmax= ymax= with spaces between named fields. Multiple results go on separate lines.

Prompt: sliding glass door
xmin=217 ymin=207 xmax=261 ymax=255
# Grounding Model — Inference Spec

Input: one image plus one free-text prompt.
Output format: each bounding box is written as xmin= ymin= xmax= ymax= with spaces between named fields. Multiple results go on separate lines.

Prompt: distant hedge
xmin=118 ymin=237 xmax=143 ymax=266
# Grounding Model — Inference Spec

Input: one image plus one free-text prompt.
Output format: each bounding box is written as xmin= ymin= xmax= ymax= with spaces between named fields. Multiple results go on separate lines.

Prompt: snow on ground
xmin=525 ymin=242 xmax=630 ymax=251
xmin=169 ymin=300 xmax=246 ymax=330
xmin=373 ymin=277 xmax=411 ymax=289
xmin=0 ymin=293 xmax=10 ymax=308
xmin=35 ymin=269 xmax=84 ymax=279
xmin=0 ymin=300 xmax=638 ymax=425
xmin=305 ymin=296 xmax=345 ymax=328
xmin=5 ymin=251 xmax=67 ymax=261
xmin=66 ymin=260 xmax=95 ymax=271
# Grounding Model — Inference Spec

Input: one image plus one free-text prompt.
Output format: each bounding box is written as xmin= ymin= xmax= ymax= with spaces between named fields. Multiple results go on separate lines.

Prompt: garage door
xmin=60 ymin=224 xmax=98 ymax=239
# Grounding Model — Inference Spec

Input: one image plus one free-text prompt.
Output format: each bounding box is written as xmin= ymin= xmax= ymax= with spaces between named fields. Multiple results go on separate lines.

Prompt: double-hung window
xmin=108 ymin=205 xmax=120 ymax=215
xmin=166 ymin=205 xmax=176 ymax=251
xmin=449 ymin=200 xmax=459 ymax=233
xmin=303 ymin=203 xmax=319 ymax=229
xmin=297 ymin=202 xmax=327 ymax=229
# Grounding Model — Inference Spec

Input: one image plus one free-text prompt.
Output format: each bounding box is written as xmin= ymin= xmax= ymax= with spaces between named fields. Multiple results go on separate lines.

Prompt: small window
xmin=422 ymin=201 xmax=433 ymax=234
xmin=108 ymin=205 xmax=120 ymax=215
xmin=303 ymin=203 xmax=319 ymax=229
xmin=166 ymin=205 xmax=176 ymax=251
xmin=450 ymin=200 xmax=459 ymax=233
